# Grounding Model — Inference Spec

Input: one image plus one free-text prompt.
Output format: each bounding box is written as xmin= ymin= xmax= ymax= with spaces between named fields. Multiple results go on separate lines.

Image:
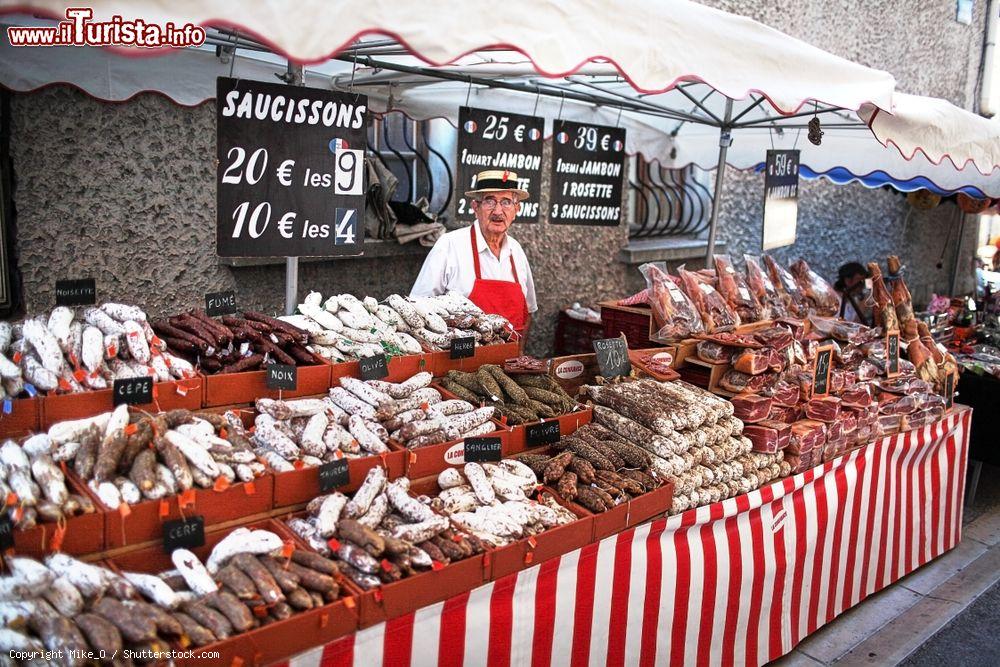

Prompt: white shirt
xmin=410 ymin=221 xmax=538 ymax=313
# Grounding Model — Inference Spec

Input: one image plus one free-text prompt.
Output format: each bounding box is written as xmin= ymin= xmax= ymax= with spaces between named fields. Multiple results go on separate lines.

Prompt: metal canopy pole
xmin=284 ymin=62 xmax=304 ymax=315
xmin=704 ymin=98 xmax=734 ymax=266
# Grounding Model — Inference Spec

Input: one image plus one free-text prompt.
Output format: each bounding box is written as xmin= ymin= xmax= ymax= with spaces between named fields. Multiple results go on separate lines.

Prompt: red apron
xmin=466 ymin=225 xmax=529 ymax=336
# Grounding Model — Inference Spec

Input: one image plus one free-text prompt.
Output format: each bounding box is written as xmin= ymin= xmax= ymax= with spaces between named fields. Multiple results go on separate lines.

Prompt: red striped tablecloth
xmin=282 ymin=407 xmax=971 ymax=667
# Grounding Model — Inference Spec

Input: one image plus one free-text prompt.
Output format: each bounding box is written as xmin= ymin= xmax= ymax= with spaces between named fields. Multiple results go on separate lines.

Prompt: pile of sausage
xmin=151 ymin=309 xmax=324 ymax=375
xmin=516 ymin=424 xmax=663 ymax=513
xmin=284 ymin=291 xmax=513 ymax=363
xmin=0 ymin=303 xmax=195 ymax=398
xmin=0 ymin=529 xmax=342 ymax=658
xmin=30 ymin=405 xmax=265 ymax=511
xmin=0 ymin=438 xmax=96 ymax=532
xmin=420 ymin=462 xmax=578 ymax=547
xmin=438 ymin=365 xmax=579 ymax=425
xmin=285 ymin=467 xmax=486 ymax=589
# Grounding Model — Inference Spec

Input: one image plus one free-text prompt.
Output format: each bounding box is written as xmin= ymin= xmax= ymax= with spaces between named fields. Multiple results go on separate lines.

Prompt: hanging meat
xmin=676 ymin=266 xmax=740 ymax=333
xmin=867 ymin=262 xmax=899 ymax=333
xmin=886 ymin=256 xmax=918 ymax=342
xmin=906 ymin=336 xmax=940 ymax=386
xmin=789 ymin=259 xmax=839 ymax=316
xmin=639 ymin=263 xmax=706 ymax=341
xmin=763 ymin=255 xmax=808 ymax=317
xmin=714 ymin=255 xmax=763 ymax=322
xmin=744 ymin=254 xmax=785 ymax=319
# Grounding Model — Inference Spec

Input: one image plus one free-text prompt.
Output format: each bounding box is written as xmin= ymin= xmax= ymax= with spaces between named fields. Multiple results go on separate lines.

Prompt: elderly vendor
xmin=410 ymin=169 xmax=537 ymax=336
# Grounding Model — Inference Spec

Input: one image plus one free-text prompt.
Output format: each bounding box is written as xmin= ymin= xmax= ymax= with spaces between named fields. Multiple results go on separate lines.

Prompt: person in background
xmin=834 ymin=262 xmax=873 ymax=325
xmin=410 ymin=169 xmax=537 ymax=339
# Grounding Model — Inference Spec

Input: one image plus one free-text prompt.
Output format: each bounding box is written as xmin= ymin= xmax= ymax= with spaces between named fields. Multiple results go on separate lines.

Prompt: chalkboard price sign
xmin=163 ymin=516 xmax=205 ymax=553
xmin=0 ymin=515 xmax=13 ymax=551
xmin=593 ymin=337 xmax=631 ymax=378
xmin=464 ymin=437 xmax=502 ymax=463
xmin=812 ymin=345 xmax=834 ymax=396
xmin=456 ymin=106 xmax=544 ymax=222
xmin=944 ymin=372 xmax=955 ymax=409
xmin=358 ymin=354 xmax=389 ymax=381
xmin=549 ymin=120 xmax=626 ymax=226
xmin=113 ymin=376 xmax=153 ymax=406
xmin=526 ymin=420 xmax=561 ymax=447
xmin=762 ymin=149 xmax=800 ymax=250
xmin=216 ymin=77 xmax=368 ymax=258
xmin=318 ymin=459 xmax=350 ymax=492
xmin=55 ymin=278 xmax=96 ymax=307
xmin=886 ymin=331 xmax=900 ymax=378
xmin=266 ymin=364 xmax=298 ymax=390
xmin=450 ymin=336 xmax=476 ymax=359
xmin=205 ymin=290 xmax=238 ymax=316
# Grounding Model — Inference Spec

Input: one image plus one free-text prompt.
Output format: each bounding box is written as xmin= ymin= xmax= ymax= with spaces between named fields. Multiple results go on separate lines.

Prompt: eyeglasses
xmin=477 ymin=197 xmax=516 ymax=210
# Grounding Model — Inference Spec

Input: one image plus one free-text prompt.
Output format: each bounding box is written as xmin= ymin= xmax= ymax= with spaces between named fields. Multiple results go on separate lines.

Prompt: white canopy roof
xmin=1 ymin=3 xmax=997 ymax=196
xmin=3 ymin=0 xmax=896 ymax=113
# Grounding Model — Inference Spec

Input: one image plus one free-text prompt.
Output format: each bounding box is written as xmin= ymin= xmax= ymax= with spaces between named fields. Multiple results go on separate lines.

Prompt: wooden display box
xmin=11 ymin=470 xmax=106 ymax=557
xmin=627 ymin=347 xmax=681 ymax=381
xmin=677 ymin=359 xmax=731 ymax=392
xmin=598 ymin=301 xmax=662 ymax=348
xmin=331 ymin=353 xmax=436 ymax=384
xmin=547 ymin=353 xmax=602 ymax=396
xmin=41 ymin=378 xmax=204 ymax=429
xmin=203 ymin=363 xmax=332 ymax=408
xmin=589 ymin=482 xmax=674 ymax=542
xmin=500 ymin=408 xmax=592 ymax=453
xmin=0 ymin=397 xmax=41 ymax=438
xmin=354 ymin=548 xmax=485 ymax=628
xmin=407 ymin=476 xmax=594 ymax=582
xmin=271 ymin=453 xmax=406 ymax=509
xmin=109 ymin=519 xmax=359 ymax=667
xmin=102 ymin=475 xmax=274 ymax=549
xmin=396 ymin=426 xmax=511 ymax=480
xmin=429 ymin=341 xmax=520 ymax=376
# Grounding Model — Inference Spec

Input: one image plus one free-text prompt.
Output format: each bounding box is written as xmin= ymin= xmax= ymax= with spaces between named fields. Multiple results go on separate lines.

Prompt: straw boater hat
xmin=464 ymin=169 xmax=530 ymax=201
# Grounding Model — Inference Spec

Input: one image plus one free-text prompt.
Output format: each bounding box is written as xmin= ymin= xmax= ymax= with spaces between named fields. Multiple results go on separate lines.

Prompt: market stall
xmin=0 ymin=1 xmax=996 ymax=666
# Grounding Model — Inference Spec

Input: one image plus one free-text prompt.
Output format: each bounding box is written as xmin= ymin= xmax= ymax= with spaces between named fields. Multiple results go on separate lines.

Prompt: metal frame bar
xmin=705 ymin=99 xmax=734 ymax=264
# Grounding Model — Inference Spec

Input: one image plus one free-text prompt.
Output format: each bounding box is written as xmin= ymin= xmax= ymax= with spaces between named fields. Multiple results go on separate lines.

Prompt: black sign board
xmin=886 ymin=331 xmax=900 ymax=378
xmin=113 ymin=376 xmax=153 ymax=406
xmin=318 ymin=459 xmax=350 ymax=492
xmin=456 ymin=106 xmax=544 ymax=222
xmin=0 ymin=515 xmax=13 ymax=551
xmin=812 ymin=346 xmax=834 ymax=396
xmin=944 ymin=373 xmax=955 ymax=409
xmin=163 ymin=516 xmax=205 ymax=553
xmin=266 ymin=364 xmax=298 ymax=390
xmin=464 ymin=436 xmax=502 ymax=463
xmin=55 ymin=278 xmax=96 ymax=307
xmin=548 ymin=120 xmax=625 ymax=226
xmin=450 ymin=336 xmax=476 ymax=359
xmin=526 ymin=420 xmax=561 ymax=447
xmin=358 ymin=354 xmax=389 ymax=381
xmin=593 ymin=337 xmax=631 ymax=378
xmin=205 ymin=290 xmax=238 ymax=316
xmin=216 ymin=77 xmax=368 ymax=258
xmin=762 ymin=149 xmax=800 ymax=250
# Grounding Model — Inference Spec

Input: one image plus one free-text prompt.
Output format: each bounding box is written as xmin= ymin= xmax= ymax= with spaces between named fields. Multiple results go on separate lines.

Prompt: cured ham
xmin=677 ymin=266 xmax=740 ymax=333
xmin=714 ymin=254 xmax=763 ymax=322
xmin=789 ymin=259 xmax=839 ymax=316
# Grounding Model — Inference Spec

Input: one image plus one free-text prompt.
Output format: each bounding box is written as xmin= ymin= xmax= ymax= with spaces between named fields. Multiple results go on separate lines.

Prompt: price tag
xmin=667 ymin=284 xmax=686 ymax=304
xmin=0 ymin=515 xmax=14 ymax=551
xmin=55 ymin=278 xmax=96 ymax=306
xmin=358 ymin=354 xmax=389 ymax=381
xmin=266 ymin=364 xmax=297 ymax=390
xmin=886 ymin=331 xmax=900 ymax=378
xmin=463 ymin=436 xmax=502 ymax=463
xmin=738 ymin=287 xmax=752 ymax=301
xmin=113 ymin=376 xmax=153 ymax=406
xmin=526 ymin=420 xmax=560 ymax=447
xmin=334 ymin=149 xmax=365 ymax=195
xmin=944 ymin=373 xmax=955 ymax=409
xmin=450 ymin=336 xmax=476 ymax=359
xmin=593 ymin=337 xmax=631 ymax=379
xmin=162 ymin=516 xmax=205 ymax=553
xmin=318 ymin=459 xmax=350 ymax=492
xmin=812 ymin=345 xmax=834 ymax=396
xmin=205 ymin=290 xmax=238 ymax=316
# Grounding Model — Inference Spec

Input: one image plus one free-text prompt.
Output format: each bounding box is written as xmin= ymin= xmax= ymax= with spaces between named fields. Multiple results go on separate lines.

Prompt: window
xmin=627 ymin=158 xmax=713 ymax=239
